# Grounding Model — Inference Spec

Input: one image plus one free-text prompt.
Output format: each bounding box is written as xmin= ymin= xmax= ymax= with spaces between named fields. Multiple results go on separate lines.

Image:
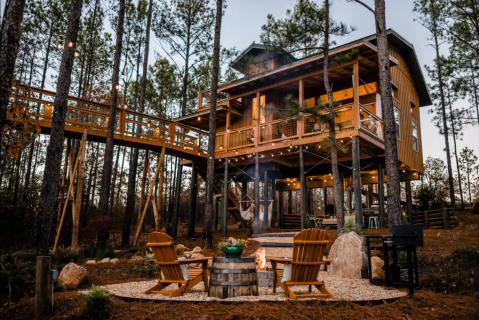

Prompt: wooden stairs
xmin=411 ymin=208 xmax=458 ymax=229
xmin=214 ymin=179 xmax=242 ymax=222
xmin=282 ymin=214 xmax=301 ymax=229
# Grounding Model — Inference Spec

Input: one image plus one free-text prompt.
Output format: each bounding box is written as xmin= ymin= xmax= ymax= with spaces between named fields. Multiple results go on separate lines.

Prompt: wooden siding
xmin=389 ymin=46 xmax=424 ymax=173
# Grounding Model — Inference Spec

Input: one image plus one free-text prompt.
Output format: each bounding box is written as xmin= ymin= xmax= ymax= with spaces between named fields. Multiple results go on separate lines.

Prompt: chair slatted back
xmin=291 ymin=229 xmax=328 ymax=282
xmin=147 ymin=232 xmax=184 ymax=280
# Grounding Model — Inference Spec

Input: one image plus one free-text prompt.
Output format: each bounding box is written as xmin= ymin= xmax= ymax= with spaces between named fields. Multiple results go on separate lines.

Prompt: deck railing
xmin=360 ymin=103 xmax=384 ymax=139
xmin=10 ymin=84 xmax=209 ymax=155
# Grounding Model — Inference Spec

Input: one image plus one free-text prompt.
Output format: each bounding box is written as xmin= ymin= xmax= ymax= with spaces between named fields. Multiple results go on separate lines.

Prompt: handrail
xmin=360 ymin=104 xmax=383 ymax=122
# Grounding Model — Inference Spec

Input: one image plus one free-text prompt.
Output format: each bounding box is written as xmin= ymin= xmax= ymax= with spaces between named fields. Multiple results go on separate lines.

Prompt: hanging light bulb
xmin=121 ymin=73 xmax=125 ymax=79
xmin=115 ymin=84 xmax=119 ymax=90
xmin=272 ymin=142 xmax=275 ymax=146
xmin=220 ymin=145 xmax=223 ymax=150
xmin=57 ymin=40 xmax=63 ymax=49
xmin=163 ymin=98 xmax=167 ymax=104
xmin=227 ymin=128 xmax=230 ymax=133
xmin=74 ymin=50 xmax=80 ymax=58
xmin=68 ymin=41 xmax=74 ymax=48
xmin=198 ymin=117 xmax=201 ymax=121
xmin=235 ymin=150 xmax=238 ymax=154
xmin=95 ymin=77 xmax=99 ymax=84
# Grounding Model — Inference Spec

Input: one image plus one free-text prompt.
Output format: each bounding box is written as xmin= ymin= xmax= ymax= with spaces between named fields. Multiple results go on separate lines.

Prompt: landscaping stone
xmin=131 ymin=255 xmax=145 ymax=262
xmin=100 ymin=258 xmax=111 ymax=263
xmin=85 ymin=260 xmax=96 ymax=265
xmin=327 ymin=232 xmax=367 ymax=279
xmin=59 ymin=263 xmax=88 ymax=289
xmin=371 ymin=256 xmax=385 ymax=279
xmin=110 ymin=258 xmax=120 ymax=264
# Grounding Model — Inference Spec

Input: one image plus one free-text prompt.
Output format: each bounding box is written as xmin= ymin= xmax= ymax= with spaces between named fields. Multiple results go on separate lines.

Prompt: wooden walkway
xmin=8 ymin=84 xmax=209 ymax=163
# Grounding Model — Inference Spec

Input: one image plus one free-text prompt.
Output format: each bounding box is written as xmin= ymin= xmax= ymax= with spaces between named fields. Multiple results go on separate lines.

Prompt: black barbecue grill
xmin=365 ymin=225 xmax=423 ymax=296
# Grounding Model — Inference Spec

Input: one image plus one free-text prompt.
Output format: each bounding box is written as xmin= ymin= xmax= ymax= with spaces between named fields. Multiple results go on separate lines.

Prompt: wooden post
xmin=279 ymin=191 xmax=284 ymax=228
xmin=35 ymin=256 xmax=51 ymax=319
xmin=71 ymin=129 xmax=87 ymax=249
xmin=57 ymin=139 xmax=71 ymax=226
xmin=138 ymin=151 xmax=149 ymax=230
xmin=214 ymin=197 xmax=219 ymax=231
xmin=187 ymin=162 xmax=198 ymax=238
xmin=299 ymin=145 xmax=306 ymax=230
xmin=263 ymin=170 xmax=269 ymax=232
xmin=288 ymin=190 xmax=292 ymax=215
xmin=378 ymin=161 xmax=385 ymax=228
xmin=367 ymin=184 xmax=374 ymax=209
xmin=309 ymin=188 xmax=314 ymax=216
xmin=352 ymin=136 xmax=363 ymax=227
xmin=225 ymin=103 xmax=231 ymax=151
xmin=298 ymin=79 xmax=304 ymax=138
xmin=253 ymin=153 xmax=260 ymax=234
xmin=254 ymin=92 xmax=260 ymax=147
xmin=241 ymin=181 xmax=247 ymax=228
xmin=406 ymin=181 xmax=413 ymax=225
xmin=172 ymin=163 xmax=183 ymax=238
xmin=271 ymin=179 xmax=276 ymax=228
xmin=424 ymin=210 xmax=429 ymax=229
xmin=352 ymin=61 xmax=360 ymax=129
xmin=155 ymin=147 xmax=166 ymax=231
xmin=134 ymin=154 xmax=164 ymax=246
xmin=442 ymin=208 xmax=450 ymax=229
xmin=222 ymin=158 xmax=229 ymax=237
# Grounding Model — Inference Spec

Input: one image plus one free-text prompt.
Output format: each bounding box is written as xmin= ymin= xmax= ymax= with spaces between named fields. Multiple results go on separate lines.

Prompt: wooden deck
xmin=8 ymin=84 xmax=209 ymax=163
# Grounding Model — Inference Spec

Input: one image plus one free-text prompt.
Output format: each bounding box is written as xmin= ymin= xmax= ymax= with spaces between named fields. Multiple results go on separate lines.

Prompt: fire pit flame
xmin=256 ymin=248 xmax=267 ymax=271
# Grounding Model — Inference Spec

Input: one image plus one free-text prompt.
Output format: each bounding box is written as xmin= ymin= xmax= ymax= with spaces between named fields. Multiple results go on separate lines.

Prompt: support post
xmin=352 ymin=136 xmax=363 ymax=227
xmin=241 ymin=181 xmax=247 ymax=228
xmin=71 ymin=130 xmax=87 ymax=249
xmin=187 ymin=162 xmax=198 ymax=238
xmin=271 ymin=179 xmax=276 ymax=228
xmin=222 ymin=158 xmax=229 ymax=237
xmin=299 ymin=145 xmax=306 ymax=230
xmin=263 ymin=170 xmax=269 ymax=232
xmin=378 ymin=161 xmax=385 ymax=228
xmin=288 ymin=190 xmax=292 ymax=215
xmin=155 ymin=147 xmax=166 ymax=231
xmin=309 ymin=188 xmax=314 ymax=216
xmin=214 ymin=197 xmax=219 ymax=231
xmin=35 ymin=256 xmax=51 ymax=319
xmin=406 ymin=180 xmax=413 ymax=225
xmin=324 ymin=187 xmax=328 ymax=214
xmin=57 ymin=139 xmax=70 ymax=225
xmin=253 ymin=153 xmax=260 ymax=234
xmin=279 ymin=191 xmax=284 ymax=228
xmin=442 ymin=208 xmax=450 ymax=229
xmin=352 ymin=61 xmax=360 ymax=129
xmin=172 ymin=163 xmax=183 ymax=238
xmin=137 ymin=151 xmax=149 ymax=230
xmin=367 ymin=184 xmax=374 ymax=209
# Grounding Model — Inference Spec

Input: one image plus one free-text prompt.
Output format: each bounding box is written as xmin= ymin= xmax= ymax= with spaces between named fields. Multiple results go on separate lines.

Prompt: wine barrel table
xmin=209 ymin=257 xmax=259 ymax=299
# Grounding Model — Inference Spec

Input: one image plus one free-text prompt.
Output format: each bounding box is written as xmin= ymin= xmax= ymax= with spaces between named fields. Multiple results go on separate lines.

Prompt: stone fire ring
xmin=87 ymin=272 xmax=407 ymax=303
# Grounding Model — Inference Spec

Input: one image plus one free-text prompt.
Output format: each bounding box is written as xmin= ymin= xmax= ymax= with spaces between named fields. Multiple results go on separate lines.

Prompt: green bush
xmin=96 ymin=246 xmax=115 ymax=261
xmin=305 ymin=215 xmax=315 ymax=229
xmin=82 ymin=285 xmax=111 ymax=318
xmin=138 ymin=262 xmax=160 ymax=278
xmin=402 ymin=214 xmax=410 ymax=226
xmin=341 ymin=219 xmax=363 ymax=237
xmin=128 ymin=247 xmax=138 ymax=253
xmin=49 ymin=246 xmax=80 ymax=264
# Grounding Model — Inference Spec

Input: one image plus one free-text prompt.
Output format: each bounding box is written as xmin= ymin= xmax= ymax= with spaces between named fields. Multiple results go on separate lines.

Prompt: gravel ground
xmin=93 ymin=272 xmax=407 ymax=302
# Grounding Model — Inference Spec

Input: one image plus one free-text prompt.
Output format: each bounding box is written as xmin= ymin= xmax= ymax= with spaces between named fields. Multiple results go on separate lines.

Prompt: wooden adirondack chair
xmin=269 ymin=229 xmax=333 ymax=299
xmin=145 ymin=232 xmax=212 ymax=297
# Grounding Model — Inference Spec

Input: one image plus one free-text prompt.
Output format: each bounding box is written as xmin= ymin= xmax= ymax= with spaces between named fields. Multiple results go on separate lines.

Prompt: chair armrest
xmin=178 ymin=257 xmax=212 ymax=265
xmin=268 ymin=257 xmax=292 ymax=264
xmin=324 ymin=258 xmax=332 ymax=264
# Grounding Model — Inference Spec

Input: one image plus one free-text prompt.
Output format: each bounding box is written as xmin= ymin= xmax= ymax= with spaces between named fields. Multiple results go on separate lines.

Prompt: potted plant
xmin=217 ymin=237 xmax=248 ymax=258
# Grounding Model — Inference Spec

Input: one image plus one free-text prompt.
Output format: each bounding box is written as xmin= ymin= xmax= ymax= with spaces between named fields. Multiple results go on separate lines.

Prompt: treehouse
xmin=176 ymin=29 xmax=431 ymax=233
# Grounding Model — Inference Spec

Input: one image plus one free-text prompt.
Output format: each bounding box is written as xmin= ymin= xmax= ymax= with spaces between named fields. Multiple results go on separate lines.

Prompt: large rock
xmin=110 ymin=258 xmax=120 ymax=264
xmin=100 ymin=258 xmax=110 ymax=263
xmin=130 ymin=255 xmax=145 ymax=262
xmin=371 ymin=256 xmax=385 ymax=279
xmin=327 ymin=232 xmax=367 ymax=279
xmin=59 ymin=263 xmax=88 ymax=289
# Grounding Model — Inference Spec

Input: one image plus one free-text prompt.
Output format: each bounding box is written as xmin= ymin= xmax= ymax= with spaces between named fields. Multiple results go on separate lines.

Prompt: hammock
xmin=240 ymin=204 xmax=273 ymax=226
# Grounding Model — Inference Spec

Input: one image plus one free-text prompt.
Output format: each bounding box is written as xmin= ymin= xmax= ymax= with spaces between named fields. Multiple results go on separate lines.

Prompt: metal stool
xmin=369 ymin=216 xmax=379 ymax=229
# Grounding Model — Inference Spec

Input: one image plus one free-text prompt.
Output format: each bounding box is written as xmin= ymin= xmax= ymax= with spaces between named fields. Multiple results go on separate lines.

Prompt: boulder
xmin=59 ymin=263 xmax=88 ymax=289
xmin=130 ymin=255 xmax=145 ymax=262
xmin=110 ymin=258 xmax=120 ymax=264
xmin=100 ymin=258 xmax=110 ymax=263
xmin=327 ymin=232 xmax=367 ymax=279
xmin=85 ymin=260 xmax=96 ymax=265
xmin=371 ymin=256 xmax=385 ymax=279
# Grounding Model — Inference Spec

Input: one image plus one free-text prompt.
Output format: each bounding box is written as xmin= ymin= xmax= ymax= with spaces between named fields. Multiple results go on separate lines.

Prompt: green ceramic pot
xmin=224 ymin=246 xmax=244 ymax=258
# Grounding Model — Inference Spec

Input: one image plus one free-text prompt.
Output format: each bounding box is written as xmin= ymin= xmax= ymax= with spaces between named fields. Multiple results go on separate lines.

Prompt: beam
xmin=352 ymin=136 xmax=363 ymax=227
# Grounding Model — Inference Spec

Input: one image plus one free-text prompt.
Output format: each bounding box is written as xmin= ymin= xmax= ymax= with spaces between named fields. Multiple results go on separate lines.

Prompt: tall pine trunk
xmin=375 ymin=0 xmax=402 ymax=234
xmin=446 ymin=92 xmax=464 ymax=208
xmin=97 ymin=0 xmax=126 ymax=252
xmin=203 ymin=0 xmax=223 ymax=248
xmin=36 ymin=0 xmax=83 ymax=253
xmin=323 ymin=0 xmax=344 ymax=234
xmin=0 ymin=0 xmax=26 ymax=142
xmin=122 ymin=0 xmax=153 ymax=246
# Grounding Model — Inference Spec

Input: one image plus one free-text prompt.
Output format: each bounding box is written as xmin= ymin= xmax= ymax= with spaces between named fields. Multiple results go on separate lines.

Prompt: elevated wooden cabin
xmin=176 ymin=29 xmax=431 ymax=232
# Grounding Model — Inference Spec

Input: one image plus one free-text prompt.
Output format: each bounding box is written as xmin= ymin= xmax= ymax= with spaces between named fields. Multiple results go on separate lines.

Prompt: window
xmin=410 ymin=102 xmax=417 ymax=117
xmin=412 ymin=121 xmax=419 ymax=152
xmin=252 ymin=95 xmax=265 ymax=125
xmin=394 ymin=106 xmax=400 ymax=140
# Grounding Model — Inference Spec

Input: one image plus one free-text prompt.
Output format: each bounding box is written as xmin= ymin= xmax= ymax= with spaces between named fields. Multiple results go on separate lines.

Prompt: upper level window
xmin=412 ymin=121 xmax=419 ymax=152
xmin=252 ymin=94 xmax=265 ymax=125
xmin=394 ymin=106 xmax=400 ymax=140
xmin=410 ymin=102 xmax=417 ymax=118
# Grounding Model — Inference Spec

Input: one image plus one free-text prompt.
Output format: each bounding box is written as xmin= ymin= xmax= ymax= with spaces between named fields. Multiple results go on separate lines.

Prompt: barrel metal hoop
xmin=209 ymin=280 xmax=258 ymax=286
xmin=213 ymin=257 xmax=256 ymax=263
xmin=210 ymin=268 xmax=257 ymax=274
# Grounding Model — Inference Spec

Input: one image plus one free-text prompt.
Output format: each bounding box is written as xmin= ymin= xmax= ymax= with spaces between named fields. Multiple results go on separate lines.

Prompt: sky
xmin=201 ymin=0 xmax=478 ymax=165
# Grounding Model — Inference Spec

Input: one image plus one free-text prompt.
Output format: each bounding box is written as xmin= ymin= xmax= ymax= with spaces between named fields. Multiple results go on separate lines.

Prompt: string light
xmin=121 ymin=73 xmax=125 ymax=79
xmin=198 ymin=117 xmax=201 ymax=121
xmin=235 ymin=150 xmax=238 ymax=154
xmin=57 ymin=40 xmax=63 ymax=49
xmin=74 ymin=50 xmax=79 ymax=58
xmin=163 ymin=98 xmax=167 ymax=104
xmin=95 ymin=77 xmax=99 ymax=84
xmin=115 ymin=84 xmax=119 ymax=90
xmin=68 ymin=41 xmax=73 ymax=48
xmin=272 ymin=142 xmax=274 ymax=146
xmin=220 ymin=145 xmax=223 ymax=149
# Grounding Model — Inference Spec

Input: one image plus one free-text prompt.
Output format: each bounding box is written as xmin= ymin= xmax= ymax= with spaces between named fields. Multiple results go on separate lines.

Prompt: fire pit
xmin=256 ymin=248 xmax=275 ymax=287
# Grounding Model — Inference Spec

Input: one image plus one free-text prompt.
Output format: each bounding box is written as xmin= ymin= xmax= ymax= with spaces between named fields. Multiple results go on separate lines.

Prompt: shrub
xmin=402 ymin=214 xmax=410 ymax=226
xmin=96 ymin=246 xmax=115 ymax=261
xmin=341 ymin=219 xmax=363 ymax=237
xmin=49 ymin=246 xmax=80 ymax=264
xmin=305 ymin=215 xmax=315 ymax=229
xmin=128 ymin=247 xmax=137 ymax=253
xmin=138 ymin=262 xmax=160 ymax=278
xmin=82 ymin=285 xmax=111 ymax=318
